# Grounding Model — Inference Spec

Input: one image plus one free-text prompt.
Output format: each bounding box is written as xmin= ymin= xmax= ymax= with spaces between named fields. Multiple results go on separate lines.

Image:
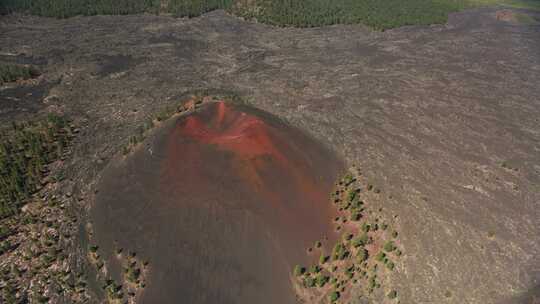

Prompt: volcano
xmin=91 ymin=101 xmax=343 ymax=303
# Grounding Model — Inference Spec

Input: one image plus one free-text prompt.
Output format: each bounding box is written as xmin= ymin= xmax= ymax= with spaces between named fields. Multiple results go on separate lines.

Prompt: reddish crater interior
xmin=170 ymin=102 xmax=335 ymax=227
xmin=180 ymin=101 xmax=289 ymax=165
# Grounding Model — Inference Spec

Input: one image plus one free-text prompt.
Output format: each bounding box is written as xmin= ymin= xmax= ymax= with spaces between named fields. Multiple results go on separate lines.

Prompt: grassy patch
xmin=0 ymin=64 xmax=40 ymax=85
xmin=167 ymin=0 xmax=233 ymax=17
xmin=514 ymin=11 xmax=538 ymax=24
xmin=470 ymin=0 xmax=540 ymax=10
xmin=293 ymin=168 xmax=404 ymax=302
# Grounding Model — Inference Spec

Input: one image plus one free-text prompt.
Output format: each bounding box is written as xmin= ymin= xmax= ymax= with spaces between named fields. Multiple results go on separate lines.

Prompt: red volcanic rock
xmin=92 ymin=102 xmax=343 ymax=304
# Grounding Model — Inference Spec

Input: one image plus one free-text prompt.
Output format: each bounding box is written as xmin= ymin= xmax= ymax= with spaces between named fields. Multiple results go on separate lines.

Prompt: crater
xmin=91 ymin=101 xmax=343 ymax=303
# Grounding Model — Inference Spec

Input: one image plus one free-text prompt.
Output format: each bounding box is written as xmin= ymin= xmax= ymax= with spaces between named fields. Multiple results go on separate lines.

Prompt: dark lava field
xmin=1 ymin=6 xmax=539 ymax=304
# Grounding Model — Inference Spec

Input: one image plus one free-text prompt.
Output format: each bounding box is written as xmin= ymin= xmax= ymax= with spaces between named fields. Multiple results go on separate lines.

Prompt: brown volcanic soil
xmin=1 ymin=6 xmax=539 ymax=304
xmin=91 ymin=101 xmax=343 ymax=304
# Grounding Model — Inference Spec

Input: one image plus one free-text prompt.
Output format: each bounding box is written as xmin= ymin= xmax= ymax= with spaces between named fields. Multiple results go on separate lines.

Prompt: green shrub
xmin=309 ymin=265 xmax=320 ymax=274
xmin=386 ymin=261 xmax=395 ymax=270
xmin=0 ymin=240 xmax=12 ymax=255
xmin=342 ymin=172 xmax=354 ymax=185
xmin=0 ymin=225 xmax=12 ymax=240
xmin=293 ymin=265 xmax=305 ymax=276
xmin=383 ymin=241 xmax=396 ymax=252
xmin=375 ymin=251 xmax=386 ymax=262
xmin=368 ymin=276 xmax=376 ymax=289
xmin=388 ymin=290 xmax=397 ymax=299
xmin=361 ymin=222 xmax=370 ymax=232
xmin=329 ymin=291 xmax=340 ymax=302
xmin=346 ymin=189 xmax=357 ymax=202
xmin=351 ymin=199 xmax=363 ymax=209
xmin=357 ymin=248 xmax=368 ymax=263
xmin=332 ymin=243 xmax=348 ymax=260
xmin=352 ymin=233 xmax=369 ymax=247
xmin=316 ymin=275 xmax=329 ymax=287
xmin=350 ymin=210 xmax=361 ymax=221
xmin=0 ymin=64 xmax=39 ymax=84
xmin=305 ymin=276 xmax=316 ymax=287
xmin=126 ymin=267 xmax=141 ymax=282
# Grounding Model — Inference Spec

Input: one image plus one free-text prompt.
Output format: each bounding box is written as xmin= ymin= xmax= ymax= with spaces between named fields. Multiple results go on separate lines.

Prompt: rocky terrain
xmin=1 ymin=6 xmax=539 ymax=304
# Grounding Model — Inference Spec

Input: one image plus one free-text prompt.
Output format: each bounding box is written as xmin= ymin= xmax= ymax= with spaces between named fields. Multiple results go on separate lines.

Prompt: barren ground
xmin=1 ymin=6 xmax=539 ymax=304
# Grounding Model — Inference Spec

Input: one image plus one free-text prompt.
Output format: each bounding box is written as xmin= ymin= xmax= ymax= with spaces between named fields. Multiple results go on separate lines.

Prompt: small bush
xmin=350 ymin=210 xmax=361 ymax=221
xmin=309 ymin=265 xmax=320 ymax=274
xmin=0 ymin=64 xmax=40 ymax=84
xmin=357 ymin=248 xmax=368 ymax=263
xmin=332 ymin=243 xmax=348 ymax=261
xmin=362 ymin=222 xmax=372 ymax=232
xmin=305 ymin=276 xmax=316 ymax=288
xmin=343 ymin=172 xmax=354 ymax=185
xmin=126 ymin=267 xmax=141 ymax=283
xmin=293 ymin=265 xmax=305 ymax=276
xmin=388 ymin=290 xmax=397 ymax=299
xmin=375 ymin=251 xmax=386 ymax=262
xmin=368 ymin=276 xmax=377 ymax=289
xmin=316 ymin=275 xmax=329 ymax=287
xmin=346 ymin=189 xmax=357 ymax=202
xmin=383 ymin=241 xmax=396 ymax=252
xmin=329 ymin=291 xmax=340 ymax=302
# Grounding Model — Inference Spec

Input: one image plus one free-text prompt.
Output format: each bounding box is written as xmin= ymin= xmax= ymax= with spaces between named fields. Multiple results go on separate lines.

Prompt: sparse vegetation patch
xmin=0 ymin=64 xmax=40 ymax=85
xmin=0 ymin=115 xmax=89 ymax=303
xmin=291 ymin=167 xmax=403 ymax=303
